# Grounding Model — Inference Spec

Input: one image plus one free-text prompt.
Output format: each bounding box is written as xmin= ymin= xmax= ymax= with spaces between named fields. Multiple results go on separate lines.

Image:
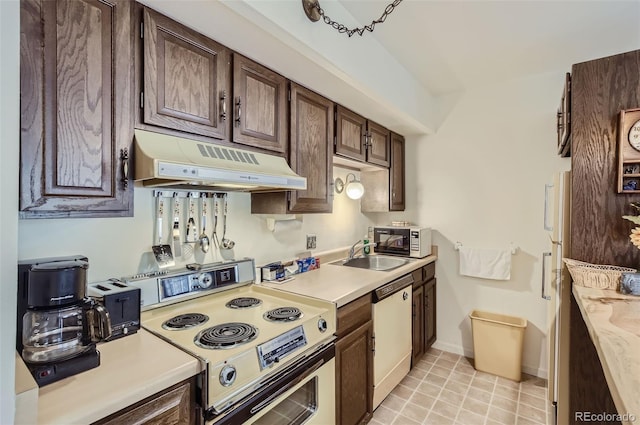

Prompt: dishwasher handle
xmin=373 ymin=273 xmax=414 ymax=303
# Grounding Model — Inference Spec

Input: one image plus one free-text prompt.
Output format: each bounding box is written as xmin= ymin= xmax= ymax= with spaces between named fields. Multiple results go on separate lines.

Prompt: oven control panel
xmin=122 ymin=258 xmax=255 ymax=308
xmin=256 ymin=325 xmax=307 ymax=369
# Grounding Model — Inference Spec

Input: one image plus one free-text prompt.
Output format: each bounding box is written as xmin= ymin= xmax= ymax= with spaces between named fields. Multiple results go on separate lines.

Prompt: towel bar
xmin=454 ymin=241 xmax=518 ymax=255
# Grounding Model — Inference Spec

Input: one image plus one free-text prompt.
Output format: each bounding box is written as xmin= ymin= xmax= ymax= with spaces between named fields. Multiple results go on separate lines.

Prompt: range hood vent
xmin=134 ymin=130 xmax=306 ymax=192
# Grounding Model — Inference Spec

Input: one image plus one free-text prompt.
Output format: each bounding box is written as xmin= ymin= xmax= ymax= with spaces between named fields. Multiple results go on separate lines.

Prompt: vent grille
xmin=197 ymin=143 xmax=259 ymax=165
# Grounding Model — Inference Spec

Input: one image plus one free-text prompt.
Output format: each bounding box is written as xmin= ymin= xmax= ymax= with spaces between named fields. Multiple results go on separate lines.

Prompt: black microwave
xmin=373 ymin=226 xmax=431 ymax=258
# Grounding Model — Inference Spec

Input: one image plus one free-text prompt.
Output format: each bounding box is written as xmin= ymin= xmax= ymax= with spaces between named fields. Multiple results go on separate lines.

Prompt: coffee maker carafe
xmin=17 ymin=256 xmax=111 ymax=386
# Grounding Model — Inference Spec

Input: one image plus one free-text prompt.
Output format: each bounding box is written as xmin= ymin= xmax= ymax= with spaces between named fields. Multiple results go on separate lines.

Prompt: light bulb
xmin=345 ymin=181 xmax=364 ymax=199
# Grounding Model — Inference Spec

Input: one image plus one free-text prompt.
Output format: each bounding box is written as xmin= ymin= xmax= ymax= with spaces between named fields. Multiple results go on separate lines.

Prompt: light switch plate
xmin=306 ymin=234 xmax=316 ymax=250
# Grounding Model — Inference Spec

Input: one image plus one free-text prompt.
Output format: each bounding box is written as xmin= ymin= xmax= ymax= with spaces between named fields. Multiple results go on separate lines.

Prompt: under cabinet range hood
xmin=133 ymin=130 xmax=306 ymax=192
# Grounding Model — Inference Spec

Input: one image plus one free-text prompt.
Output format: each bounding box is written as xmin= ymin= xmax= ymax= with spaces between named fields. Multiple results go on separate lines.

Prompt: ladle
xmin=199 ymin=195 xmax=210 ymax=253
xmin=221 ymin=193 xmax=235 ymax=250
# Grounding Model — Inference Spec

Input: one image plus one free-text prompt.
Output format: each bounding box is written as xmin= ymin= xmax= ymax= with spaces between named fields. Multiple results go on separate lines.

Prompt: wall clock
xmin=617 ymin=108 xmax=640 ymax=193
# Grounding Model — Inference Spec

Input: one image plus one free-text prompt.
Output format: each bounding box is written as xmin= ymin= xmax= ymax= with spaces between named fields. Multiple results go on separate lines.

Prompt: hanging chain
xmin=314 ymin=0 xmax=403 ymax=37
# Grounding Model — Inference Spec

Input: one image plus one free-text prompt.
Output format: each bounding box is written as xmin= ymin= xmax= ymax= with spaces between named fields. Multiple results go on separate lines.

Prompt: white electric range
xmin=123 ymin=258 xmax=336 ymax=424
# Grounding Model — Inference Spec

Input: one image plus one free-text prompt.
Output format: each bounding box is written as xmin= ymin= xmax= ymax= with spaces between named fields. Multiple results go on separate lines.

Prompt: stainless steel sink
xmin=330 ymin=255 xmax=409 ymax=271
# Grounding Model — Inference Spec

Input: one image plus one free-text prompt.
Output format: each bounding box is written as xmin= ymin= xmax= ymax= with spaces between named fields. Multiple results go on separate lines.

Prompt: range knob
xmin=198 ymin=272 xmax=214 ymax=289
xmin=219 ymin=365 xmax=236 ymax=387
xmin=317 ymin=318 xmax=328 ymax=333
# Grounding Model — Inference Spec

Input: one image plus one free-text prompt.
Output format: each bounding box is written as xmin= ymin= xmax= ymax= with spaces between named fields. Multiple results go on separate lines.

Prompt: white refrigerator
xmin=543 ymin=171 xmax=571 ymax=425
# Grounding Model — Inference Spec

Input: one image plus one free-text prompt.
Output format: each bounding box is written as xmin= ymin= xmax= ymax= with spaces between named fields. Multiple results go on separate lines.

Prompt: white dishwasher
xmin=372 ymin=273 xmax=413 ymax=409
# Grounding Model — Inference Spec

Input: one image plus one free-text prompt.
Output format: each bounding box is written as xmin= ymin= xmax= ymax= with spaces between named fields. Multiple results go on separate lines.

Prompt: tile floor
xmin=370 ymin=348 xmax=551 ymax=425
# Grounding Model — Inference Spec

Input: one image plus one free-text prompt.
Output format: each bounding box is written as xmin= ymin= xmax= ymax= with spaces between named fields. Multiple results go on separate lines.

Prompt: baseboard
xmin=431 ymin=341 xmax=547 ymax=379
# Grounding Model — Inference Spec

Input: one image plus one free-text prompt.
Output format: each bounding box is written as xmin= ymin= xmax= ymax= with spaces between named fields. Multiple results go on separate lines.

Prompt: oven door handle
xmin=249 ymin=358 xmax=324 ymax=415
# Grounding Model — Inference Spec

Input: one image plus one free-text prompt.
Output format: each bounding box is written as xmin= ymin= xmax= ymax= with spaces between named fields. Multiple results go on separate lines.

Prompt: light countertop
xmin=15 ymin=329 xmax=202 ymax=425
xmin=261 ymin=254 xmax=437 ymax=307
xmin=572 ymin=285 xmax=640 ymax=425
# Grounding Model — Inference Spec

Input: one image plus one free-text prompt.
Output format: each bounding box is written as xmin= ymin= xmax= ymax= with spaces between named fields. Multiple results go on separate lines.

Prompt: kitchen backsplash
xmin=18 ymin=168 xmax=417 ymax=282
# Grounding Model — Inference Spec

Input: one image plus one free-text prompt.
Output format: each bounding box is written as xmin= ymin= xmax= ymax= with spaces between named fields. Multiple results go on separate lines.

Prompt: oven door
xmin=209 ymin=343 xmax=335 ymax=425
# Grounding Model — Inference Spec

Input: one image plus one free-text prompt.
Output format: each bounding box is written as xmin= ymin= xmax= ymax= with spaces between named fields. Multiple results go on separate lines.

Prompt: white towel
xmin=459 ymin=246 xmax=511 ymax=280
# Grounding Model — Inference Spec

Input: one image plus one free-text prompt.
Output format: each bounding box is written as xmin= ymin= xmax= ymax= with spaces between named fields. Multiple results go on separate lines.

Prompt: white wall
xmin=416 ymin=72 xmax=570 ymax=377
xmin=0 ymin=1 xmax=20 ymax=422
xmin=18 ymin=167 xmax=412 ymax=282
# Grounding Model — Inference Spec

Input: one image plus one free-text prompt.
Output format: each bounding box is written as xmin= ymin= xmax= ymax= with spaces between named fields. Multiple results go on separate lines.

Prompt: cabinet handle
xmin=362 ymin=133 xmax=368 ymax=149
xmin=541 ymin=252 xmax=552 ymax=300
xmin=557 ymin=111 xmax=563 ymax=131
xmin=220 ymin=91 xmax=227 ymax=121
xmin=120 ymin=148 xmax=129 ymax=190
xmin=235 ymin=97 xmax=242 ymax=127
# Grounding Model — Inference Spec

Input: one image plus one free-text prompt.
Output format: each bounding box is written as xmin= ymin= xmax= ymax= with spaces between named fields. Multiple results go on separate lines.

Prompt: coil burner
xmin=263 ymin=307 xmax=303 ymax=322
xmin=225 ymin=297 xmax=262 ymax=309
xmin=162 ymin=313 xmax=209 ymax=330
xmin=194 ymin=322 xmax=259 ymax=349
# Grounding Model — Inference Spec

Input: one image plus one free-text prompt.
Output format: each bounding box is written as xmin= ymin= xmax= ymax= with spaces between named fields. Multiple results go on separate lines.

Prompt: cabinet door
xmin=366 ymin=121 xmax=390 ymax=167
xmin=20 ymin=0 xmax=134 ymax=218
xmin=289 ymin=83 xmax=334 ymax=213
xmin=412 ymin=284 xmax=424 ymax=366
xmin=424 ymin=278 xmax=437 ymax=350
xmin=232 ymin=54 xmax=288 ymax=155
xmin=142 ymin=7 xmax=231 ymax=141
xmin=336 ymin=320 xmax=373 ymax=425
xmin=95 ymin=379 xmax=195 ymax=425
xmin=389 ymin=132 xmax=405 ymax=211
xmin=335 ymin=105 xmax=367 ymax=162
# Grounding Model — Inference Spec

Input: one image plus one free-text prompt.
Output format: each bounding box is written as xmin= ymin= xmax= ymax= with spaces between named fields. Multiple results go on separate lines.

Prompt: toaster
xmin=88 ymin=280 xmax=141 ymax=340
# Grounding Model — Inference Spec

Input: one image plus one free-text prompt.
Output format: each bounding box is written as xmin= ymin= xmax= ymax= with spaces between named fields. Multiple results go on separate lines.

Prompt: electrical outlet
xmin=306 ymin=234 xmax=317 ymax=250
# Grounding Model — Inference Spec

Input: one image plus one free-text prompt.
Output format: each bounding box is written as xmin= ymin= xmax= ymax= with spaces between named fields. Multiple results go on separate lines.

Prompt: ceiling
xmin=336 ymin=0 xmax=640 ymax=95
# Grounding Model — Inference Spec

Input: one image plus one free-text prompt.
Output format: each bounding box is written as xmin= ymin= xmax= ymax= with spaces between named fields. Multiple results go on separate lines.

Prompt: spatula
xmin=151 ymin=197 xmax=175 ymax=268
xmin=172 ymin=196 xmax=182 ymax=258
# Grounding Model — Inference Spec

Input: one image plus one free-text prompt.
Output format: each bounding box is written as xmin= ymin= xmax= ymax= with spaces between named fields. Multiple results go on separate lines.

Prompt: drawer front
xmin=337 ymin=294 xmax=372 ymax=338
xmin=411 ymin=269 xmax=422 ymax=289
xmin=422 ymin=262 xmax=436 ymax=282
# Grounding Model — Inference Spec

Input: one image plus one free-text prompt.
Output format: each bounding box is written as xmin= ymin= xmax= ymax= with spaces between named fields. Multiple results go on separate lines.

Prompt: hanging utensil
xmin=212 ymin=194 xmax=220 ymax=248
xmin=151 ymin=196 xmax=175 ymax=268
xmin=172 ymin=195 xmax=182 ymax=258
xmin=182 ymin=195 xmax=196 ymax=259
xmin=199 ymin=195 xmax=210 ymax=253
xmin=221 ymin=193 xmax=236 ymax=250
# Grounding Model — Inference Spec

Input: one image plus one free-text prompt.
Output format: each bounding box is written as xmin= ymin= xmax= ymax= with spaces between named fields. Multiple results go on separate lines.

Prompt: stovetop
xmin=137 ymin=266 xmax=336 ymax=416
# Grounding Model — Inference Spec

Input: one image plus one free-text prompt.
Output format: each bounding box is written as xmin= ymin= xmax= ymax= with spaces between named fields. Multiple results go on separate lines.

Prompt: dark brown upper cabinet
xmin=20 ymin=0 xmax=134 ymax=218
xmin=557 ymin=72 xmax=571 ymax=157
xmin=390 ymin=132 xmax=406 ymax=211
xmin=251 ymin=83 xmax=334 ymax=214
xmin=335 ymin=105 xmax=390 ymax=167
xmin=232 ymin=54 xmax=288 ymax=156
xmin=140 ymin=7 xmax=231 ymax=141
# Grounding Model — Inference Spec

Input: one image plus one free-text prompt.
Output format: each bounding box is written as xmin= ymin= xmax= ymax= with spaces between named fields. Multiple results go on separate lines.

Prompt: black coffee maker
xmin=17 ymin=256 xmax=112 ymax=386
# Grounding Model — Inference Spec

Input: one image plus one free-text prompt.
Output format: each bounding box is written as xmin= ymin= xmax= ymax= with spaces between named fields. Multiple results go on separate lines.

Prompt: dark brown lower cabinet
xmin=411 ymin=263 xmax=437 ymax=367
xmin=411 ymin=282 xmax=424 ymax=366
xmin=335 ymin=294 xmax=373 ymax=425
xmin=93 ymin=378 xmax=198 ymax=425
xmin=424 ymin=278 xmax=437 ymax=350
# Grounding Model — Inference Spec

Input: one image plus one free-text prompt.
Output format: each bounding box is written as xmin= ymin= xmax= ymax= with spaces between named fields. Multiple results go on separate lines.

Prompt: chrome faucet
xmin=347 ymin=240 xmax=377 ymax=260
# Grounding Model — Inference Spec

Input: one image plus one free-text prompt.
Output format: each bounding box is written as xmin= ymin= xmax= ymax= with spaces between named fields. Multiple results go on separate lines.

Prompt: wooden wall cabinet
xmin=410 ymin=262 xmax=437 ymax=366
xmin=335 ymin=294 xmax=374 ymax=425
xmin=360 ymin=132 xmax=405 ymax=212
xmin=335 ymin=105 xmax=390 ymax=167
xmin=20 ymin=0 xmax=134 ymax=218
xmin=93 ymin=378 xmax=198 ymax=425
xmin=232 ymin=54 xmax=288 ymax=155
xmin=389 ymin=132 xmax=406 ymax=211
xmin=251 ymin=83 xmax=334 ymax=214
xmin=140 ymin=7 xmax=231 ymax=141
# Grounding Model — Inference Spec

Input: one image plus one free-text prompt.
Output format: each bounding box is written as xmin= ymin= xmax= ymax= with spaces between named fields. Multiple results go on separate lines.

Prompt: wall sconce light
xmin=335 ymin=173 xmax=365 ymax=200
